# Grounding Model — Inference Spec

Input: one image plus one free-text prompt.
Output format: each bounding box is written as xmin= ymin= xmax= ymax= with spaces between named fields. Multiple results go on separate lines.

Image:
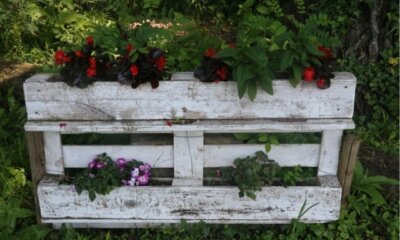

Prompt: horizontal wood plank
xmin=24 ymin=72 xmax=356 ymax=121
xmin=38 ymin=176 xmax=341 ymax=223
xmin=25 ymin=119 xmax=355 ymax=133
xmin=62 ymin=144 xmax=320 ymax=168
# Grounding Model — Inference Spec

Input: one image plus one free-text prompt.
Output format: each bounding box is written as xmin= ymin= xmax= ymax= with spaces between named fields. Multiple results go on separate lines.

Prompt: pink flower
xmin=139 ymin=163 xmax=151 ymax=174
xmin=116 ymin=158 xmax=127 ymax=167
xmin=88 ymin=160 xmax=96 ymax=169
xmin=137 ymin=174 xmax=149 ymax=185
xmin=95 ymin=161 xmax=106 ymax=169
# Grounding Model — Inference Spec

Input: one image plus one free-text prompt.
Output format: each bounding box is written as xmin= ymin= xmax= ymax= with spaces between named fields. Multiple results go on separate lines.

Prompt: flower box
xmin=24 ymin=72 xmax=356 ymax=228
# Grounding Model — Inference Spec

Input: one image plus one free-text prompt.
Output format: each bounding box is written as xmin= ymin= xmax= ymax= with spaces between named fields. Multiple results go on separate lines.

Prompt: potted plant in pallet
xmin=24 ymin=18 xmax=357 ymax=227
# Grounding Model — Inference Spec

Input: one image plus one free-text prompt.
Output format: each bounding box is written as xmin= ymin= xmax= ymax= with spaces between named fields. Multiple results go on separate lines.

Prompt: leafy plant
xmin=233 ymin=133 xmax=278 ymax=153
xmin=350 ymin=160 xmax=398 ymax=206
xmin=74 ymin=153 xmax=121 ymax=201
xmin=222 ymin=151 xmax=280 ymax=199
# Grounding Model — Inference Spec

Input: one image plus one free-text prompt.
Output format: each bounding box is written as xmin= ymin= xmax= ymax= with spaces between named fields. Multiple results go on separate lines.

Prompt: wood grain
xmin=38 ymin=176 xmax=341 ymax=224
xmin=24 ymin=73 xmax=356 ymax=121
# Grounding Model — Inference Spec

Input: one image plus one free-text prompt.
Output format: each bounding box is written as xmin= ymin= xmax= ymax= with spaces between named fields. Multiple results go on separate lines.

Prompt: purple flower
xmin=137 ymin=174 xmax=149 ymax=186
xmin=116 ymin=158 xmax=127 ymax=168
xmin=88 ymin=159 xmax=96 ymax=169
xmin=131 ymin=168 xmax=139 ymax=178
xmin=139 ymin=163 xmax=152 ymax=174
xmin=95 ymin=161 xmax=106 ymax=169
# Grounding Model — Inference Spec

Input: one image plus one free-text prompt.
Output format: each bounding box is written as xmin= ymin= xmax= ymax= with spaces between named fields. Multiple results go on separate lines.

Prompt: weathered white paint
xmin=24 ymin=119 xmax=355 ymax=133
xmin=24 ymin=73 xmax=356 ymax=121
xmin=62 ymin=144 xmax=320 ymax=168
xmin=173 ymin=131 xmax=204 ymax=185
xmin=38 ymin=176 xmax=341 ymax=224
xmin=63 ymin=145 xmax=173 ymax=168
xmin=43 ymin=132 xmax=64 ymax=174
xmin=318 ymin=130 xmax=343 ymax=176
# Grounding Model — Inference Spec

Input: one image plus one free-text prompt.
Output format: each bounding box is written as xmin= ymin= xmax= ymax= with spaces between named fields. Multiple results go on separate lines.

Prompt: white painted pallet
xmin=24 ymin=72 xmax=356 ymax=121
xmin=23 ymin=72 xmax=357 ymax=227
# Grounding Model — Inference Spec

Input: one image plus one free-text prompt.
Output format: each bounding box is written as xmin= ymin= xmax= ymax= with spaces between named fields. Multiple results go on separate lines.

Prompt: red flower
xmin=63 ymin=55 xmax=71 ymax=63
xmin=216 ymin=66 xmax=228 ymax=81
xmin=130 ymin=64 xmax=139 ymax=76
xmin=302 ymin=67 xmax=316 ymax=82
xmin=54 ymin=50 xmax=65 ymax=65
xmin=318 ymin=46 xmax=333 ymax=59
xmin=75 ymin=50 xmax=83 ymax=58
xmin=126 ymin=44 xmax=134 ymax=53
xmin=316 ymin=78 xmax=330 ymax=89
xmin=86 ymin=36 xmax=94 ymax=46
xmin=205 ymin=48 xmax=217 ymax=58
xmin=86 ymin=67 xmax=96 ymax=78
xmin=229 ymin=43 xmax=236 ymax=48
xmin=88 ymin=57 xmax=96 ymax=68
xmin=155 ymin=56 xmax=166 ymax=71
xmin=165 ymin=120 xmax=172 ymax=127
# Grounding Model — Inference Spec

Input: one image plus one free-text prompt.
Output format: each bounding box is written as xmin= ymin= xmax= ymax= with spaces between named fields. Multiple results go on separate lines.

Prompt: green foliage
xmin=233 ymin=133 xmax=278 ymax=153
xmin=350 ymin=160 xmax=399 ymax=206
xmin=74 ymin=153 xmax=121 ymax=201
xmin=222 ymin=151 xmax=279 ymax=199
xmin=340 ymin=53 xmax=399 ymax=154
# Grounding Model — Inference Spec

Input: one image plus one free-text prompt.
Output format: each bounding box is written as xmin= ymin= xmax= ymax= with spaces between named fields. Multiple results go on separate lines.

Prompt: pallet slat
xmin=24 ymin=73 xmax=356 ymax=121
xmin=62 ymin=144 xmax=321 ymax=168
xmin=38 ymin=176 xmax=341 ymax=224
xmin=25 ymin=119 xmax=355 ymax=133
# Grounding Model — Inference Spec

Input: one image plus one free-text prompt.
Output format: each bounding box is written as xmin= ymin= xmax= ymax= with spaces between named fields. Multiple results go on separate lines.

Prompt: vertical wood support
xmin=338 ymin=134 xmax=361 ymax=206
xmin=172 ymin=131 xmax=204 ymax=186
xmin=26 ymin=132 xmax=45 ymax=224
xmin=43 ymin=132 xmax=64 ymax=175
xmin=318 ymin=130 xmax=343 ymax=176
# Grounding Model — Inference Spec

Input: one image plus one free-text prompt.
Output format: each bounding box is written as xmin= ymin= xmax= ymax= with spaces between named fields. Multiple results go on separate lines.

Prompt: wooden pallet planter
xmin=24 ymin=72 xmax=356 ymax=228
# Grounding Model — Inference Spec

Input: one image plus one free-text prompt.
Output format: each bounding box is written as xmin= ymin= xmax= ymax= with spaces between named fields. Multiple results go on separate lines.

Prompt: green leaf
xmin=234 ymin=64 xmax=254 ymax=98
xmin=363 ymin=176 xmax=399 ymax=186
xmin=217 ymin=48 xmax=240 ymax=59
xmin=256 ymin=5 xmax=268 ymax=14
xmin=258 ymin=134 xmax=268 ymax=142
xmin=265 ymin=143 xmax=272 ymax=152
xmin=304 ymin=41 xmax=323 ymax=56
xmin=280 ymin=50 xmax=295 ymax=71
xmin=247 ymin=79 xmax=257 ymax=101
xmin=242 ymin=0 xmax=255 ymax=9
xmin=244 ymin=47 xmax=268 ymax=67
xmin=290 ymin=64 xmax=303 ymax=87
xmin=89 ymin=190 xmax=96 ymax=201
xmin=16 ymin=225 xmax=51 ymax=240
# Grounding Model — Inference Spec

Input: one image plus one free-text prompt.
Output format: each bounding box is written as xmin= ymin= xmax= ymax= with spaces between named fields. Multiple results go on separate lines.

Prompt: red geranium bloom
xmin=316 ymin=78 xmax=330 ymax=89
xmin=155 ymin=56 xmax=166 ymax=71
xmin=216 ymin=66 xmax=228 ymax=81
xmin=165 ymin=120 xmax=172 ymax=127
xmin=75 ymin=50 xmax=83 ymax=58
xmin=54 ymin=50 xmax=65 ymax=65
xmin=63 ymin=55 xmax=71 ymax=63
xmin=126 ymin=44 xmax=134 ymax=53
xmin=88 ymin=57 xmax=96 ymax=68
xmin=302 ymin=67 xmax=316 ymax=82
xmin=130 ymin=64 xmax=139 ymax=76
xmin=86 ymin=67 xmax=96 ymax=78
xmin=86 ymin=36 xmax=94 ymax=46
xmin=205 ymin=48 xmax=217 ymax=58
xmin=318 ymin=46 xmax=333 ymax=59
